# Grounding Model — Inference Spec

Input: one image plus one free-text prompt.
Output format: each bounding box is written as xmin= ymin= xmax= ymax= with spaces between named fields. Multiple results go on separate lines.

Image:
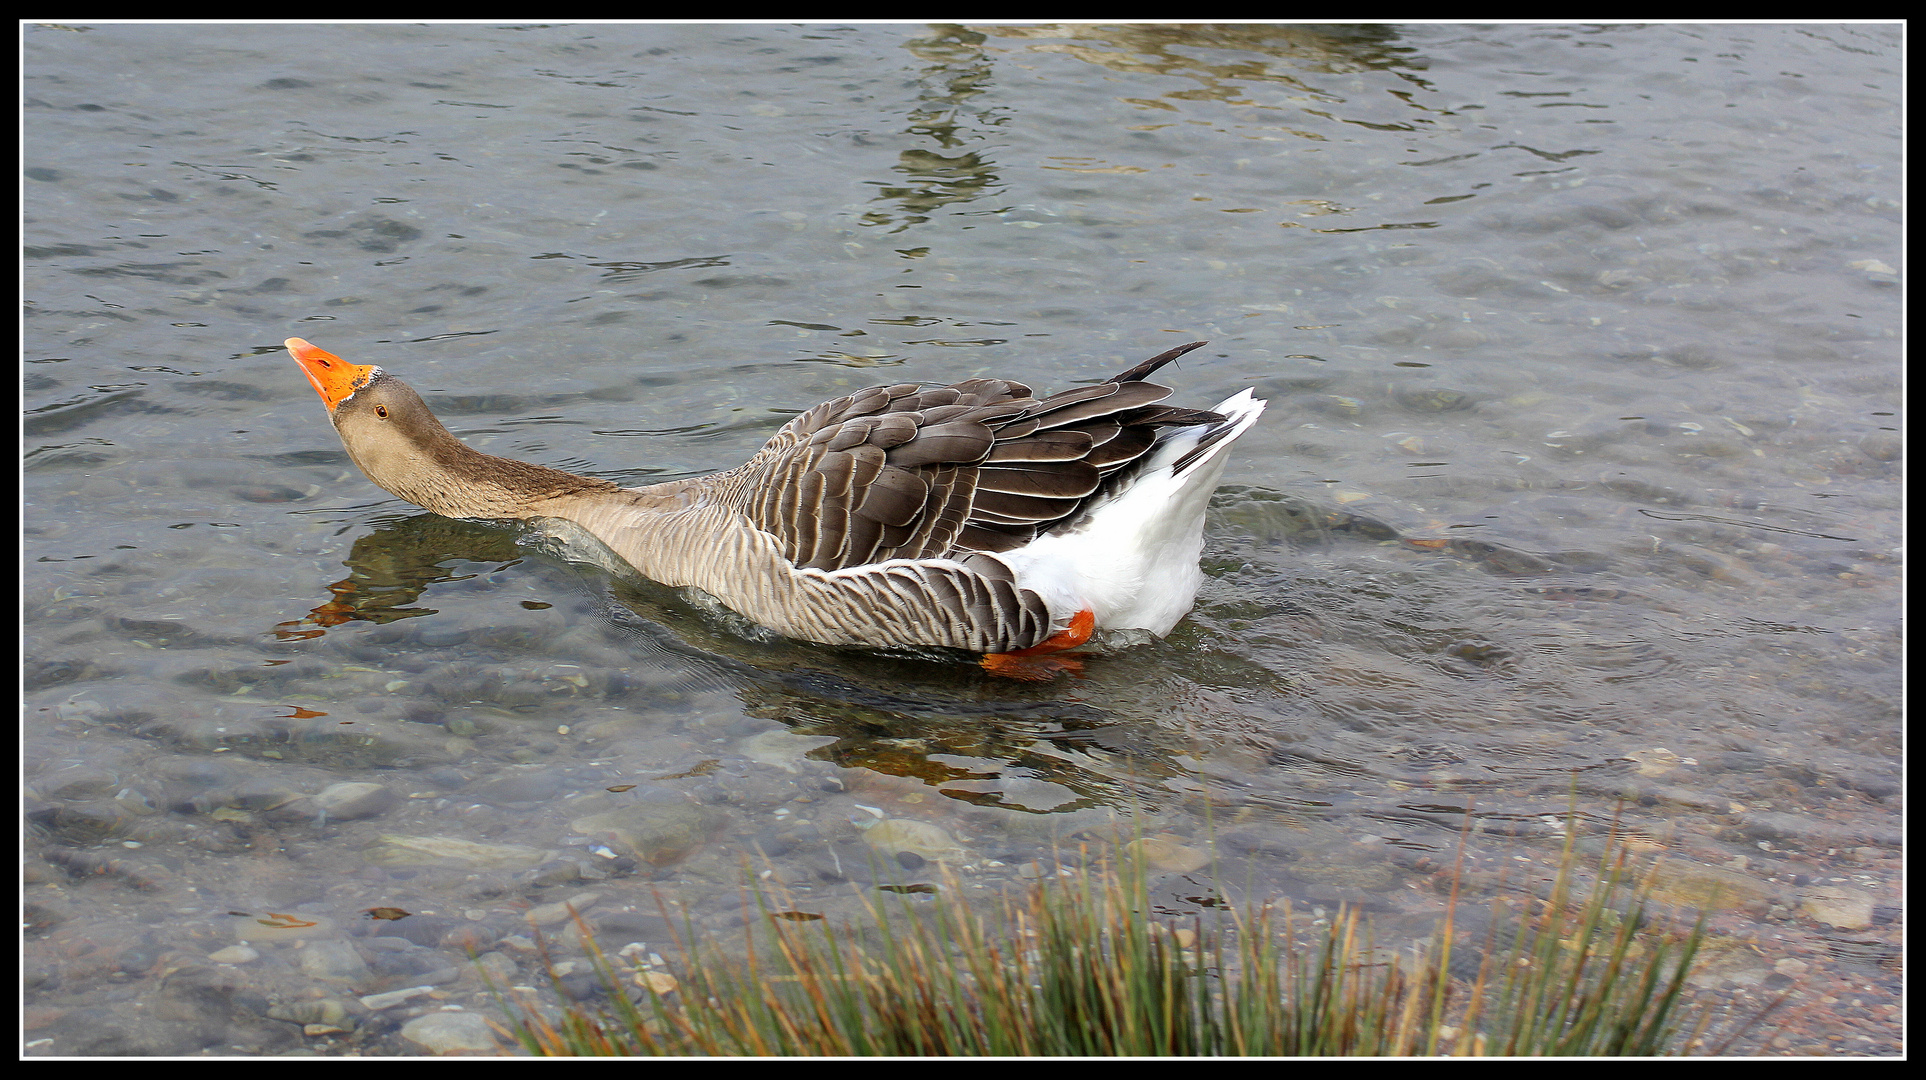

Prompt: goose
xmin=286 ymin=338 xmax=1264 ymax=677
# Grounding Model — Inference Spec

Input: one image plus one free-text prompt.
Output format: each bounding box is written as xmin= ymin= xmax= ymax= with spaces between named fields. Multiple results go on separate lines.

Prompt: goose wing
xmin=717 ymin=342 xmax=1223 ymax=573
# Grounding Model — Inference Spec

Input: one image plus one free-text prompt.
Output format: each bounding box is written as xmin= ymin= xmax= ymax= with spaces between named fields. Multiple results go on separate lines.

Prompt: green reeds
xmin=489 ymin=827 xmax=1765 ymax=1056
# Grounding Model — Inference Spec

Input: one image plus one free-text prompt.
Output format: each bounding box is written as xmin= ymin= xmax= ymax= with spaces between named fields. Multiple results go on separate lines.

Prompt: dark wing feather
xmin=715 ymin=343 xmax=1226 ymax=572
xmin=1086 ymin=426 xmax=1154 ymax=468
xmin=985 ymin=429 xmax=1093 ymax=463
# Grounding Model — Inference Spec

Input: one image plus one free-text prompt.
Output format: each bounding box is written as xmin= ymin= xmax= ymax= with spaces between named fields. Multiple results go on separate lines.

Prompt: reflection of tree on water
xmin=861 ymin=148 xmax=1004 ymax=234
xmin=861 ymin=26 xmax=1005 ymax=234
xmin=860 ymin=22 xmax=1422 ymax=235
xmin=971 ymin=22 xmax=1411 ymax=92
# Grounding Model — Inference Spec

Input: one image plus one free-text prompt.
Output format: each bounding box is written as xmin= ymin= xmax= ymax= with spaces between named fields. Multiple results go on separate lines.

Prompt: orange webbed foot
xmin=980 ymin=652 xmax=1085 ymax=681
xmin=980 ymin=609 xmax=1095 ymax=680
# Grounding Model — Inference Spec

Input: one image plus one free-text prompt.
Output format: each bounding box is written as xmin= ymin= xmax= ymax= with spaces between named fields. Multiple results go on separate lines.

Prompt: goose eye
xmin=375 ymin=405 xmax=389 ymax=419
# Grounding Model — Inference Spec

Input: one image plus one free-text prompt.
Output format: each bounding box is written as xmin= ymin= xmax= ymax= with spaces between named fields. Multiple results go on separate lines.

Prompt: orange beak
xmin=286 ymin=338 xmax=377 ymax=412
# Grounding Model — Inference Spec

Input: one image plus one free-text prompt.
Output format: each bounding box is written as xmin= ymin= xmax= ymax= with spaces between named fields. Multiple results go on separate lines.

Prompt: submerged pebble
xmin=862 ymin=818 xmax=964 ymax=863
xmin=1122 ymin=836 xmax=1210 ymax=874
xmin=400 ymin=1011 xmax=501 ymax=1055
xmin=363 ymin=835 xmax=548 ymax=870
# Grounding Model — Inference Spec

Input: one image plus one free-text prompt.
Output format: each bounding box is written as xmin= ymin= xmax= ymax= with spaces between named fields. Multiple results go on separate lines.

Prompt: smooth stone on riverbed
xmin=362 ymin=834 xmax=548 ymax=870
xmin=1859 ymin=430 xmax=1902 ymax=461
xmin=267 ymin=997 xmax=354 ymax=1027
xmin=568 ymin=803 xmax=717 ymax=867
xmin=400 ymin=1010 xmax=502 ymax=1055
xmin=861 ymin=818 xmax=964 ymax=863
xmin=297 ymin=939 xmax=374 ymax=984
xmin=1122 ymin=836 xmax=1211 ymax=874
xmin=1800 ymin=884 xmax=1874 ymax=929
xmin=524 ymin=891 xmax=603 ymax=927
xmin=313 ymin=782 xmax=400 ymax=820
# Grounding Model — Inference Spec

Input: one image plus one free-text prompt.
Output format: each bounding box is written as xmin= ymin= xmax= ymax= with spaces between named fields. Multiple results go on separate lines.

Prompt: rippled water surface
xmin=24 ymin=22 xmax=1900 ymax=1056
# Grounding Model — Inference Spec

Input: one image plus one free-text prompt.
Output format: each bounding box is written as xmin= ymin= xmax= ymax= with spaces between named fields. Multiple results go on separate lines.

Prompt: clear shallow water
xmin=25 ymin=22 xmax=1899 ymax=1055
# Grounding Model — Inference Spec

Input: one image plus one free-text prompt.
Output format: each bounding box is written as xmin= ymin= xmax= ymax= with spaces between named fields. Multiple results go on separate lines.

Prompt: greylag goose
xmin=287 ymin=338 xmax=1264 ymax=677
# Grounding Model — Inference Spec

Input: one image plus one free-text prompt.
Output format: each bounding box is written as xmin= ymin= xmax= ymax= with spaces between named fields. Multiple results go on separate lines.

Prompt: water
xmin=24 ymin=22 xmax=1900 ymax=1056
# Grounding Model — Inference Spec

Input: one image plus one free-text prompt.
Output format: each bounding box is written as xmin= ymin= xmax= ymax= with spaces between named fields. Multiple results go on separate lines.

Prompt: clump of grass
xmin=489 ymin=826 xmax=1774 ymax=1056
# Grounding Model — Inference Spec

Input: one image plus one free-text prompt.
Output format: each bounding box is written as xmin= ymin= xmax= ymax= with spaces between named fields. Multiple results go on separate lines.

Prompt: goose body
xmin=287 ymin=338 xmax=1264 ymax=672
